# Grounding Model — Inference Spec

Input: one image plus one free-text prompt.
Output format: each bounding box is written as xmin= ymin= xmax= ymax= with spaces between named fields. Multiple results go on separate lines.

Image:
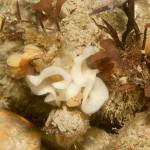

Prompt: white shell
xmin=26 ymin=66 xmax=71 ymax=105
xmin=26 ymin=46 xmax=109 ymax=114
xmin=27 ymin=66 xmax=71 ymax=89
xmin=64 ymin=82 xmax=81 ymax=100
xmin=27 ymin=79 xmax=56 ymax=96
xmin=81 ymin=77 xmax=109 ymax=114
xmin=71 ymin=46 xmax=97 ymax=86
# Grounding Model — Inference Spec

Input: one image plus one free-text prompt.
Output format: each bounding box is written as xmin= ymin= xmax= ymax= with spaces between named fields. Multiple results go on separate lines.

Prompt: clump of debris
xmin=0 ymin=0 xmax=149 ymax=149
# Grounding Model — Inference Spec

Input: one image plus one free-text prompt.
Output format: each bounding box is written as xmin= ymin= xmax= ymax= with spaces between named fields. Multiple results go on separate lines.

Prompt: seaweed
xmin=119 ymin=82 xmax=137 ymax=91
xmin=90 ymin=0 xmax=140 ymax=49
xmin=121 ymin=0 xmax=140 ymax=44
xmin=87 ymin=37 xmax=150 ymax=97
xmin=0 ymin=17 xmax=5 ymax=32
xmin=142 ymin=23 xmax=150 ymax=50
xmin=90 ymin=0 xmax=129 ymax=15
xmin=144 ymin=83 xmax=150 ymax=97
xmin=88 ymin=39 xmax=141 ymax=76
xmin=16 ymin=1 xmax=22 ymax=22
xmin=0 ymin=1 xmax=37 ymax=41
xmin=102 ymin=19 xmax=124 ymax=49
xmin=31 ymin=0 xmax=67 ymax=31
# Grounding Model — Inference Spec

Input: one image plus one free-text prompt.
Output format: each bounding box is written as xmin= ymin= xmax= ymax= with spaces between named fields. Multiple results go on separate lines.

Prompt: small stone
xmin=0 ymin=109 xmax=41 ymax=150
xmin=6 ymin=53 xmax=22 ymax=67
xmin=67 ymin=92 xmax=82 ymax=107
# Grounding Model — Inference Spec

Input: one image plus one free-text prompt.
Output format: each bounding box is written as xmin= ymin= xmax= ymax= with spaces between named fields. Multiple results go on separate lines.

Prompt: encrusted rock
xmin=79 ymin=127 xmax=112 ymax=150
xmin=107 ymin=111 xmax=150 ymax=149
xmin=44 ymin=106 xmax=90 ymax=146
xmin=91 ymin=67 xmax=148 ymax=130
xmin=0 ymin=109 xmax=41 ymax=150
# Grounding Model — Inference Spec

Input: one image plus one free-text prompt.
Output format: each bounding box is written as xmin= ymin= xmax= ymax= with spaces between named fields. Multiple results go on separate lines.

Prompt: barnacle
xmin=6 ymin=44 xmax=44 ymax=78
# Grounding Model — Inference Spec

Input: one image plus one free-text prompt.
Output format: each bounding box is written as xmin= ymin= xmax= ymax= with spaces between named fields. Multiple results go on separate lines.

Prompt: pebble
xmin=0 ymin=109 xmax=41 ymax=150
